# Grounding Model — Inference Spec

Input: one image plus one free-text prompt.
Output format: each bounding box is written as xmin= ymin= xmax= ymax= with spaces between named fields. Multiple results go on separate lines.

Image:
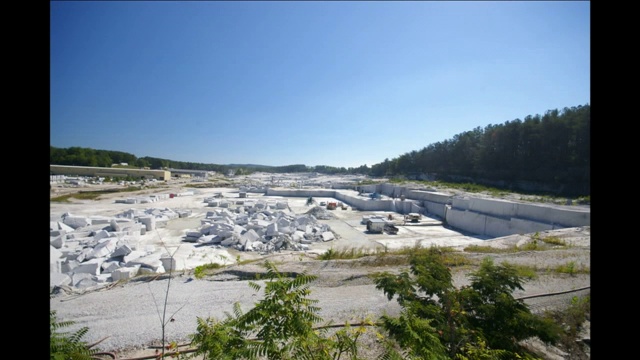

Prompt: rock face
xmin=50 ymin=201 xmax=336 ymax=291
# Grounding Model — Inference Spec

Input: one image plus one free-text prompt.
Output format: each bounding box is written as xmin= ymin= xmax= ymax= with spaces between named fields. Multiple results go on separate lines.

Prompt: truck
xmin=326 ymin=202 xmax=338 ymax=210
xmin=366 ymin=218 xmax=386 ymax=233
xmin=405 ymin=213 xmax=422 ymax=223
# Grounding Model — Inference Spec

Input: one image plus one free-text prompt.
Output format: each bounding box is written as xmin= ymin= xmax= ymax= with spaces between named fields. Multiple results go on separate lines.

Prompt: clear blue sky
xmin=50 ymin=1 xmax=590 ymax=169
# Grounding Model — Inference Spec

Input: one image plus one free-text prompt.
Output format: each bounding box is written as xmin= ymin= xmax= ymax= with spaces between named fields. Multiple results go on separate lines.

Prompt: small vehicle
xmin=405 ymin=213 xmax=422 ymax=223
xmin=366 ymin=218 xmax=386 ymax=233
xmin=384 ymin=224 xmax=399 ymax=234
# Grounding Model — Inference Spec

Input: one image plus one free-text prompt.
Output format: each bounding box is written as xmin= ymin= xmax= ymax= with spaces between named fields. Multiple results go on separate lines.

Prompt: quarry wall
xmin=266 ymin=184 xmax=590 ymax=239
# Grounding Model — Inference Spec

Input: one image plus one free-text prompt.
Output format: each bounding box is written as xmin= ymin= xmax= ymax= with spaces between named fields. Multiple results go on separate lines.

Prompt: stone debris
xmin=305 ymin=205 xmax=337 ymax=220
xmin=187 ymin=207 xmax=333 ymax=253
xmin=50 ymin=200 xmax=335 ymax=292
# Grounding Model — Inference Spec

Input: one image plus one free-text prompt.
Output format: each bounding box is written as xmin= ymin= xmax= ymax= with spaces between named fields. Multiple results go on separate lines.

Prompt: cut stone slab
xmin=50 ymin=272 xmax=72 ymax=288
xmin=321 ymin=231 xmax=335 ymax=242
xmin=74 ymin=258 xmax=104 ymax=275
xmin=111 ymin=265 xmax=141 ymax=281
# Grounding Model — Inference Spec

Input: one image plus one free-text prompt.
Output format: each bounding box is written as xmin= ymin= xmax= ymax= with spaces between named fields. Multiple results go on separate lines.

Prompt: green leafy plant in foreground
xmin=372 ymin=249 xmax=562 ymax=359
xmin=50 ymin=310 xmax=99 ymax=360
xmin=190 ymin=260 xmax=368 ymax=359
xmin=189 ymin=253 xmax=570 ymax=360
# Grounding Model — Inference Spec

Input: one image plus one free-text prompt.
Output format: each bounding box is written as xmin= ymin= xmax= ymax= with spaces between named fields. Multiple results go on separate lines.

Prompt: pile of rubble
xmin=50 ymin=201 xmax=336 ymax=291
xmin=183 ymin=205 xmax=335 ymax=252
xmin=305 ymin=205 xmax=337 ymax=220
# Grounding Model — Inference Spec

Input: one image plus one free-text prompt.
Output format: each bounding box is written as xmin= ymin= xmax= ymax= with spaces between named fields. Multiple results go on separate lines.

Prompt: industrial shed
xmin=50 ymin=165 xmax=171 ymax=181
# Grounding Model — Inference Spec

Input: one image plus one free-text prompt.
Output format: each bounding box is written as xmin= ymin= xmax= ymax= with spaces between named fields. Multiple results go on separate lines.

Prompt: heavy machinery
xmin=326 ymin=202 xmax=337 ymax=210
xmin=405 ymin=213 xmax=422 ymax=223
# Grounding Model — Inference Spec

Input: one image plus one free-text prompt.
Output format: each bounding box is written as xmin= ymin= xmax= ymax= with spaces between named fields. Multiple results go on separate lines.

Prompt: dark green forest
xmin=51 ymin=104 xmax=589 ymax=197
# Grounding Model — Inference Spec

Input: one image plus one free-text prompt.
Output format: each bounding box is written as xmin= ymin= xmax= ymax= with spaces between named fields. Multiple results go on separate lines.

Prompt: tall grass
xmin=317 ymin=243 xmax=474 ymax=268
xmin=50 ymin=186 xmax=145 ymax=202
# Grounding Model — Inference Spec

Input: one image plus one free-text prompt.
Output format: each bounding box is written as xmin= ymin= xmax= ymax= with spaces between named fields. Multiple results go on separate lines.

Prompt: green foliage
xmin=539 ymin=236 xmax=566 ymax=246
xmin=530 ymin=232 xmax=567 ymax=247
xmin=538 ymin=294 xmax=590 ymax=358
xmin=184 ymin=181 xmax=234 ymax=188
xmin=193 ymin=262 xmax=224 ymax=279
xmin=50 ymin=310 xmax=98 ymax=360
xmin=566 ymin=295 xmax=591 ymax=326
xmin=552 ymin=261 xmax=589 ymax=275
xmin=460 ymin=258 xmax=561 ymax=352
xmin=463 ymin=245 xmax=516 ymax=254
xmin=369 ymin=104 xmax=590 ymax=197
xmin=501 ymin=263 xmax=538 ymax=280
xmin=454 ymin=336 xmax=509 ymax=360
xmin=318 ymin=246 xmax=378 ymax=260
xmin=373 ymin=250 xmax=562 ymax=359
xmin=237 ymin=261 xmax=324 ymax=359
xmin=316 ymin=245 xmax=473 ymax=271
xmin=318 ymin=248 xmax=337 ymax=260
xmin=575 ymin=196 xmax=590 ymax=205
xmin=50 ymin=187 xmax=145 ymax=203
xmin=378 ymin=309 xmax=449 ymax=360
xmin=190 ymin=260 xmax=371 ymax=360
xmin=190 ymin=307 xmax=248 ymax=360
xmin=464 ymin=235 xmax=569 ymax=254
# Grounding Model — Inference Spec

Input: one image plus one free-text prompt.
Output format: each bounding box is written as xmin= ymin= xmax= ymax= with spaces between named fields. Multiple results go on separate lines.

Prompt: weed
xmin=193 ymin=262 xmax=224 ymax=279
xmin=499 ymin=262 xmax=539 ymax=280
xmin=541 ymin=294 xmax=590 ymax=354
xmin=50 ymin=186 xmax=145 ymax=202
xmin=463 ymin=245 xmax=516 ymax=253
xmin=520 ymin=240 xmax=539 ymax=251
xmin=552 ymin=261 xmax=589 ymax=275
xmin=540 ymin=235 xmax=567 ymax=247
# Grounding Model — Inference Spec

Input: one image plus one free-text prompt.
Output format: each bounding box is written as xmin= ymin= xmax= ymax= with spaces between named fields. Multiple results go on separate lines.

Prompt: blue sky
xmin=50 ymin=1 xmax=590 ymax=169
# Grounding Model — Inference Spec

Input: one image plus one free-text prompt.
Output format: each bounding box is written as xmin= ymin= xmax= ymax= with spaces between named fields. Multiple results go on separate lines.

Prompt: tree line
xmin=370 ymin=104 xmax=589 ymax=197
xmin=50 ymin=103 xmax=589 ymax=196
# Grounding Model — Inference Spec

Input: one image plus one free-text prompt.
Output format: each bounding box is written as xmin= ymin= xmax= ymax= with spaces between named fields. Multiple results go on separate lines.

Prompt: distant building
xmin=50 ymin=165 xmax=171 ymax=180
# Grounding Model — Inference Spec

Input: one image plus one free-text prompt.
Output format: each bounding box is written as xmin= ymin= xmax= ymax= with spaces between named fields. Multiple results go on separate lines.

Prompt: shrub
xmin=50 ymin=310 xmax=99 ymax=360
xmin=372 ymin=250 xmax=562 ymax=358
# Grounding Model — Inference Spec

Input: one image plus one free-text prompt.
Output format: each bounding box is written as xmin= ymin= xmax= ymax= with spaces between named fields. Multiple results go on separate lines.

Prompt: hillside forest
xmin=50 ymin=104 xmax=589 ymax=197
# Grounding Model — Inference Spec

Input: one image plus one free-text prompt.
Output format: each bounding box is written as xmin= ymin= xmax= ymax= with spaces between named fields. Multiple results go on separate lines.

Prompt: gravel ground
xmin=50 ymin=181 xmax=590 ymax=359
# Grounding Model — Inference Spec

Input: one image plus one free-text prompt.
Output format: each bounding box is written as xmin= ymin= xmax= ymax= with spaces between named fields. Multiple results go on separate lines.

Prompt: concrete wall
xmin=515 ymin=202 xmax=590 ymax=228
xmin=446 ymin=208 xmax=489 ymax=236
xmin=261 ymin=184 xmax=591 ymax=239
xmin=466 ymin=198 xmax=518 ymax=219
xmin=424 ymin=201 xmax=447 ymax=219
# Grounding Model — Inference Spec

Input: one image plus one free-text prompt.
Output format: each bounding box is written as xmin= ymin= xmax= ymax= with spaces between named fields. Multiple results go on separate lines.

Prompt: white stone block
xmin=111 ymin=266 xmax=140 ymax=281
xmin=50 ymin=272 xmax=72 ymax=288
xmin=74 ymin=258 xmax=104 ymax=275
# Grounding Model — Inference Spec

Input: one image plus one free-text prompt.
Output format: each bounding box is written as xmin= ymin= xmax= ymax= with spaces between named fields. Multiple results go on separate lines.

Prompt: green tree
xmin=459 ymin=258 xmax=560 ymax=353
xmin=373 ymin=249 xmax=561 ymax=359
xmin=190 ymin=261 xmax=367 ymax=360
